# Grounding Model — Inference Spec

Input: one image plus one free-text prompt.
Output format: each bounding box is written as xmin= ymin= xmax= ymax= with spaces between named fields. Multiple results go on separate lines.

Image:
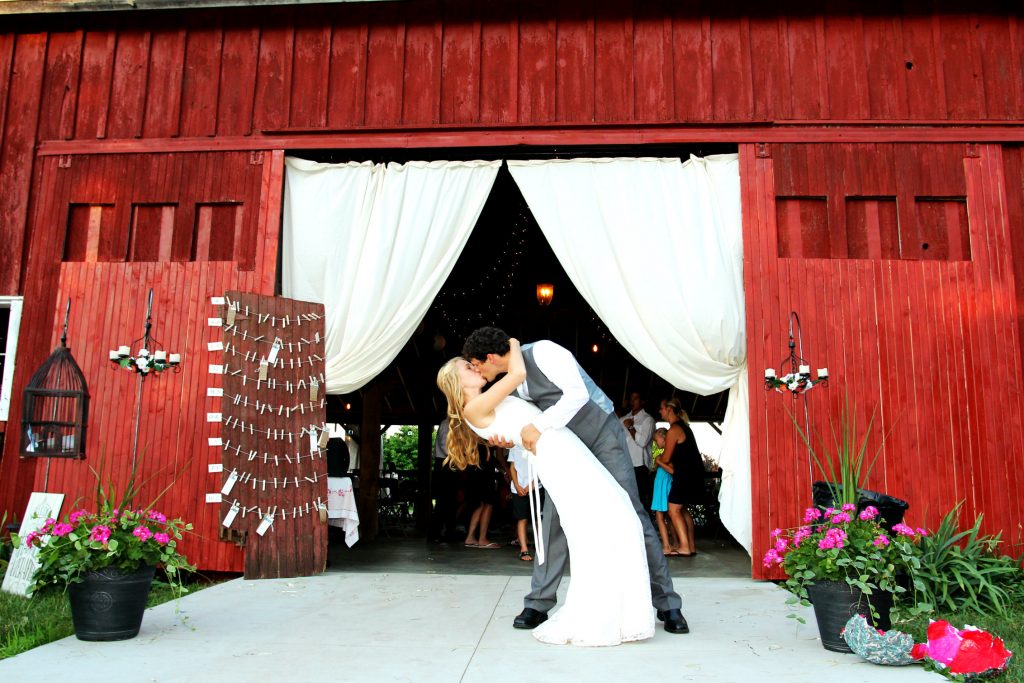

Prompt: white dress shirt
xmin=517 ymin=340 xmax=591 ymax=433
xmin=621 ymin=408 xmax=654 ymax=469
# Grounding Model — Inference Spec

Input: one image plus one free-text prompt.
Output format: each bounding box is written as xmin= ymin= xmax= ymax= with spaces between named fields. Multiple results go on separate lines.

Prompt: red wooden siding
xmin=0 ymin=151 xmax=283 ymax=572
xmin=744 ymin=143 xmax=1024 ymax=580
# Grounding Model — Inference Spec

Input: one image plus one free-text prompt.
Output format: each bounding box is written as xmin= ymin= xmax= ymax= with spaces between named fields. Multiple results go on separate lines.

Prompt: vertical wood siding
xmin=0 ymin=151 xmax=282 ymax=572
xmin=744 ymin=142 xmax=1024 ymax=580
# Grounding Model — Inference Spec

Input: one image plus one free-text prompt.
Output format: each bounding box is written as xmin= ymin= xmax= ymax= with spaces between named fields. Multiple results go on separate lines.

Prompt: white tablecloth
xmin=327 ymin=476 xmax=359 ymax=547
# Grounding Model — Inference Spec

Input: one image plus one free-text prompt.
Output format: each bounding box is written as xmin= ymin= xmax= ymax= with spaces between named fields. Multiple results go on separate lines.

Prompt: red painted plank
xmin=516 ymin=0 xmax=557 ymax=123
xmin=289 ymin=25 xmax=332 ymax=129
xmin=478 ymin=4 xmax=518 ymax=124
xmin=900 ymin=10 xmax=945 ymax=120
xmin=710 ymin=14 xmax=754 ymax=121
xmin=633 ymin=4 xmax=672 ymax=122
xmin=862 ymin=15 xmax=909 ymax=119
xmin=823 ymin=12 xmax=868 ymax=119
xmin=326 ymin=17 xmax=368 ymax=128
xmin=784 ymin=16 xmax=826 ymax=120
xmin=107 ymin=30 xmax=151 ymax=139
xmin=593 ymin=1 xmax=632 ymax=122
xmin=74 ymin=31 xmax=116 ymax=139
xmin=401 ymin=0 xmax=442 ymax=125
xmin=38 ymin=31 xmax=84 ymax=142
xmin=555 ymin=0 xmax=595 ymax=122
xmin=748 ymin=17 xmax=789 ymax=122
xmin=440 ymin=0 xmax=481 ymax=125
xmin=937 ymin=14 xmax=985 ymax=120
xmin=364 ymin=9 xmax=405 ymax=127
xmin=180 ymin=26 xmax=223 ymax=137
xmin=142 ymin=29 xmax=186 ymax=138
xmin=216 ymin=25 xmax=260 ymax=136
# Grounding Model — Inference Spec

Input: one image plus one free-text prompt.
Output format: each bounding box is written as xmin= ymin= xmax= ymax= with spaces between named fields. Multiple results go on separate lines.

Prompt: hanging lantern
xmin=20 ymin=300 xmax=89 ymax=459
xmin=536 ymin=283 xmax=554 ymax=306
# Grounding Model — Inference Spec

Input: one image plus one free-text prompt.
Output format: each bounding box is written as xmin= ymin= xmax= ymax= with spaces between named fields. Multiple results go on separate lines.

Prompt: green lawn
xmin=893 ymin=607 xmax=1022 ymax=680
xmin=0 ymin=562 xmax=220 ymax=660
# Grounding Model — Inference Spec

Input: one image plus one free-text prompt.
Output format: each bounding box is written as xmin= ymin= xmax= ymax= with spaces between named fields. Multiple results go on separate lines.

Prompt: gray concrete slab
xmin=0 ymin=571 xmax=935 ymax=683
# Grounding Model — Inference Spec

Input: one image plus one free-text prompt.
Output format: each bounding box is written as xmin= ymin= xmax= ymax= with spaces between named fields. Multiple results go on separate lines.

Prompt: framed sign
xmin=1 ymin=492 xmax=65 ymax=597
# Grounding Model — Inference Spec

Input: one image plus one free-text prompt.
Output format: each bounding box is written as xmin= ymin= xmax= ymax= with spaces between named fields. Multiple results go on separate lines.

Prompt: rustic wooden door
xmin=217 ymin=290 xmax=328 ymax=579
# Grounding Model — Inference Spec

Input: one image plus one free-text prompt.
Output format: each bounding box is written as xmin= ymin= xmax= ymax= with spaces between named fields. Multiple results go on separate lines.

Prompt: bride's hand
xmin=488 ymin=434 xmax=515 ymax=449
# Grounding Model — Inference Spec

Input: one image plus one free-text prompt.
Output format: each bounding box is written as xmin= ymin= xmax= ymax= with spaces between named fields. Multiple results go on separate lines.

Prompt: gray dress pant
xmin=523 ymin=416 xmax=683 ymax=613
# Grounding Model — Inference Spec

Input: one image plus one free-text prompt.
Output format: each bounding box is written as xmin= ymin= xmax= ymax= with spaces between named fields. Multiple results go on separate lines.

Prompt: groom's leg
xmin=523 ymin=493 xmax=567 ymax=613
xmin=589 ymin=420 xmax=683 ymax=612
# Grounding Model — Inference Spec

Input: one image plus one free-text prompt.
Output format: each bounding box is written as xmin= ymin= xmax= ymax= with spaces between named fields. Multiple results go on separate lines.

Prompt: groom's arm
xmin=528 ymin=340 xmax=590 ymax=433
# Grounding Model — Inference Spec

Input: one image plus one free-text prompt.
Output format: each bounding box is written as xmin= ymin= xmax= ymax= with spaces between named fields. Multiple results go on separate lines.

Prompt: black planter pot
xmin=805 ymin=580 xmax=893 ymax=653
xmin=67 ymin=564 xmax=156 ymax=641
xmin=811 ymin=481 xmax=909 ymax=532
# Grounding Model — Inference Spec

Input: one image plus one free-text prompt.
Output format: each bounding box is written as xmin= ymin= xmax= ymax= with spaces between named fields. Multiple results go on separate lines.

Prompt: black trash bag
xmin=811 ymin=481 xmax=909 ymax=532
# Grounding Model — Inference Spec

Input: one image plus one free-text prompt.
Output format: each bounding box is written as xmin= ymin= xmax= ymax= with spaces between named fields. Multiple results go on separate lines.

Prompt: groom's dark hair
xmin=462 ymin=326 xmax=511 ymax=361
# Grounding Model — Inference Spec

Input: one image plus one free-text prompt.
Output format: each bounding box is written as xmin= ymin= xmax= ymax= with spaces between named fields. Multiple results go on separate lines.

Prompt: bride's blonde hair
xmin=436 ymin=358 xmax=482 ymax=471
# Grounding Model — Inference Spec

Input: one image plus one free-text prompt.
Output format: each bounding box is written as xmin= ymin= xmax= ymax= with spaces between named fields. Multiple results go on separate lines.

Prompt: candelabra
xmin=108 ymin=288 xmax=181 ymax=469
xmin=764 ymin=312 xmax=829 ymax=396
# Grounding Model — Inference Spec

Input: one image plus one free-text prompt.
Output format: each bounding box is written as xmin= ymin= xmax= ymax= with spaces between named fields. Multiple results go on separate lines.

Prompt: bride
xmin=436 ymin=339 xmax=655 ymax=646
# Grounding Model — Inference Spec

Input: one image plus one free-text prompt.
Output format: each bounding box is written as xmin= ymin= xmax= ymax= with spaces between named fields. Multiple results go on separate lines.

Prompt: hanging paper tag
xmin=208 ymin=437 xmax=223 ymax=447
xmin=222 ymin=500 xmax=240 ymax=527
xmin=226 ymin=305 xmax=237 ymax=326
xmin=208 ymin=462 xmax=224 ymax=473
xmin=256 ymin=511 xmax=274 ymax=536
xmin=207 ymin=341 xmax=224 ymax=351
xmin=310 ymin=380 xmax=319 ymax=402
xmin=205 ymin=493 xmax=222 ymax=503
xmin=258 ymin=359 xmax=269 ymax=381
xmin=318 ymin=428 xmax=330 ymax=449
xmin=309 ymin=428 xmax=318 ymax=453
xmin=267 ymin=338 xmax=282 ymax=365
xmin=220 ymin=469 xmax=239 ymax=495
xmin=211 ymin=296 xmax=226 ymax=306
xmin=208 ymin=317 xmax=223 ymax=327
xmin=318 ymin=504 xmax=328 ymax=524
xmin=207 ymin=387 xmax=224 ymax=397
xmin=209 ymin=364 xmax=224 ymax=375
xmin=206 ymin=412 xmax=222 ymax=422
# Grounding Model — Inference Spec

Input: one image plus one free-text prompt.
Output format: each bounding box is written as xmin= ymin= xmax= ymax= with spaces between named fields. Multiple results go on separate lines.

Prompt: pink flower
xmin=24 ymin=531 xmax=40 ymax=547
xmin=818 ymin=527 xmax=848 ymax=550
xmin=146 ymin=510 xmax=167 ymax=523
xmin=793 ymin=527 xmax=812 ymax=547
xmin=873 ymin=534 xmax=890 ymax=547
xmin=51 ymin=523 xmax=74 ymax=537
xmin=89 ymin=525 xmax=112 ymax=544
xmin=774 ymin=538 xmax=789 ymax=553
xmin=770 ymin=527 xmax=782 ymax=538
xmin=916 ymin=527 xmax=929 ymax=537
xmin=40 ymin=518 xmax=56 ymax=533
xmin=830 ymin=513 xmax=852 ymax=524
xmin=841 ymin=503 xmax=856 ymax=513
xmin=132 ymin=526 xmax=153 ymax=542
xmin=892 ymin=523 xmax=916 ymax=537
xmin=69 ymin=509 xmax=91 ymax=524
xmin=859 ymin=506 xmax=879 ymax=521
xmin=803 ymin=508 xmax=822 ymax=523
xmin=154 ymin=532 xmax=170 ymax=545
xmin=823 ymin=507 xmax=836 ymax=518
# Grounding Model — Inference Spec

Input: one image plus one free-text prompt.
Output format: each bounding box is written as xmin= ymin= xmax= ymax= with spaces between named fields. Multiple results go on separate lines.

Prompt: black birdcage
xmin=20 ymin=301 xmax=89 ymax=459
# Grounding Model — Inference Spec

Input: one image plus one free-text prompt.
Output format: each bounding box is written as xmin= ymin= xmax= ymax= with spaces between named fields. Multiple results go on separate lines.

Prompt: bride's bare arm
xmin=464 ymin=339 xmax=527 ymax=425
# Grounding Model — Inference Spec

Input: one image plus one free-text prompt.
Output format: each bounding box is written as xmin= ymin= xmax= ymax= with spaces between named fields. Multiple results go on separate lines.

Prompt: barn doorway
xmin=284 ymin=144 xmax=746 ymax=574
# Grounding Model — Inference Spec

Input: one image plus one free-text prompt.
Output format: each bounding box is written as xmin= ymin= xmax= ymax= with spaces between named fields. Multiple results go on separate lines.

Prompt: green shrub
xmin=904 ymin=502 xmax=1024 ymax=618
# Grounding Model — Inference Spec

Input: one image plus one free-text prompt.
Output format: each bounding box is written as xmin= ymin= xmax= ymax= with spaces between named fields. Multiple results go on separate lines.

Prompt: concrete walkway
xmin=1 ymin=572 xmax=935 ymax=683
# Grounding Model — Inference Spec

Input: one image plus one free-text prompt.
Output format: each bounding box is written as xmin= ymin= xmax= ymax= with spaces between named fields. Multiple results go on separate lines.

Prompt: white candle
xmin=109 ymin=350 xmax=119 ymax=360
xmin=117 ymin=345 xmax=130 ymax=357
xmin=138 ymin=348 xmax=150 ymax=357
xmin=764 ymin=368 xmax=776 ymax=378
xmin=169 ymin=353 xmax=181 ymax=365
xmin=799 ymin=365 xmax=810 ymax=375
xmin=817 ymin=367 xmax=829 ymax=378
xmin=154 ymin=350 xmax=167 ymax=362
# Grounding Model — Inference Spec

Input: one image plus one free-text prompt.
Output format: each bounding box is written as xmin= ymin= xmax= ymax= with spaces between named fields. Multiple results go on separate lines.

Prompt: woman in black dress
xmin=657 ymin=398 xmax=705 ymax=556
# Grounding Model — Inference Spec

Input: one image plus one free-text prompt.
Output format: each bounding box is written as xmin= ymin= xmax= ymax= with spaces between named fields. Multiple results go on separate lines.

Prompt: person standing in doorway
xmin=621 ymin=391 xmax=655 ymax=514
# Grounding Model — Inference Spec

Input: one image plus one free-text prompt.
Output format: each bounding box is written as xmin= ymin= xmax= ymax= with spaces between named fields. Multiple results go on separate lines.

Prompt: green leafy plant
xmin=12 ymin=455 xmax=194 ymax=595
xmin=905 ymin=502 xmax=1024 ymax=618
xmin=764 ymin=504 xmax=924 ymax=622
xmin=787 ymin=393 xmax=892 ymax=507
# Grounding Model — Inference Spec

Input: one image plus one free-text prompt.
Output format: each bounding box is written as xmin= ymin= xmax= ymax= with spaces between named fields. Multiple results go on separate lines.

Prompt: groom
xmin=462 ymin=327 xmax=689 ymax=634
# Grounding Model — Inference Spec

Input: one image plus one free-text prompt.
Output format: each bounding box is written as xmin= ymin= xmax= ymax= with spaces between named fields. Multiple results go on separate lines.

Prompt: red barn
xmin=0 ymin=0 xmax=1022 ymax=578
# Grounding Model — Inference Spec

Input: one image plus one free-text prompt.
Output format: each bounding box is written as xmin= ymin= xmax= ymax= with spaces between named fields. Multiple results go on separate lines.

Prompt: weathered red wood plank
xmin=38 ymin=31 xmax=84 ymax=142
xmin=401 ymin=0 xmax=442 ymax=125
xmin=671 ymin=11 xmax=712 ymax=122
xmin=364 ymin=8 xmax=405 ymax=127
xmin=216 ymin=25 xmax=260 ymax=136
xmin=326 ymin=17 xmax=369 ymax=128
xmin=632 ymin=4 xmax=672 ymax=122
xmin=479 ymin=4 xmax=517 ymax=124
xmin=289 ymin=25 xmax=331 ymax=129
xmin=74 ymin=31 xmax=115 ymax=139
xmin=710 ymin=14 xmax=753 ymax=121
xmin=823 ymin=11 xmax=868 ymax=120
xmin=440 ymin=0 xmax=481 ymax=125
xmin=142 ymin=29 xmax=186 ymax=139
xmin=555 ymin=0 xmax=594 ymax=123
xmin=862 ymin=15 xmax=909 ymax=119
xmin=900 ymin=10 xmax=945 ymax=120
xmin=107 ymin=30 xmax=151 ymax=139
xmin=180 ymin=26 xmax=223 ymax=137
xmin=593 ymin=0 xmax=632 ymax=122
xmin=784 ymin=16 xmax=825 ymax=120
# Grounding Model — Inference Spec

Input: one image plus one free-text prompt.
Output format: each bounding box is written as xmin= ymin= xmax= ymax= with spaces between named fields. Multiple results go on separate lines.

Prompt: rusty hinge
xmin=57 ymin=154 xmax=72 ymax=168
xmin=755 ymin=143 xmax=771 ymax=159
xmin=249 ymin=151 xmax=264 ymax=165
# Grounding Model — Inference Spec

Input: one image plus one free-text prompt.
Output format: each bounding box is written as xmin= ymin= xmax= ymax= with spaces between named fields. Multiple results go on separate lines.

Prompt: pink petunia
xmin=770 ymin=527 xmax=782 ymax=538
xmin=916 ymin=527 xmax=929 ymax=537
xmin=89 ymin=525 xmax=112 ymax=544
xmin=69 ymin=509 xmax=91 ymax=524
xmin=841 ymin=503 xmax=857 ymax=513
xmin=40 ymin=518 xmax=56 ymax=533
xmin=892 ymin=523 xmax=916 ymax=537
xmin=873 ymin=534 xmax=890 ymax=547
xmin=24 ymin=530 xmax=40 ymax=547
xmin=830 ymin=513 xmax=852 ymax=524
xmin=146 ymin=510 xmax=168 ymax=523
xmin=154 ymin=532 xmax=170 ymax=545
xmin=132 ymin=526 xmax=153 ymax=542
xmin=859 ymin=506 xmax=879 ymax=521
xmin=51 ymin=522 xmax=74 ymax=537
xmin=803 ymin=507 xmax=822 ymax=523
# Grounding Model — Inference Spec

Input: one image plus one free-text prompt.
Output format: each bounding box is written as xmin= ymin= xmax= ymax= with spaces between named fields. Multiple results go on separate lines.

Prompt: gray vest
xmin=521 ymin=343 xmax=617 ymax=448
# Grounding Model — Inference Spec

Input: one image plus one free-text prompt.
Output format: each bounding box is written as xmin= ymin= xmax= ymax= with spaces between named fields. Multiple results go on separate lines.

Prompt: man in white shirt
xmin=621 ymin=391 xmax=655 ymax=511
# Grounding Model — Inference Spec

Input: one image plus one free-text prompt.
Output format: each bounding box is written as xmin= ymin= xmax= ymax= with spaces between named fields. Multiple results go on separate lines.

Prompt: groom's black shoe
xmin=657 ymin=608 xmax=690 ymax=634
xmin=513 ymin=608 xmax=548 ymax=630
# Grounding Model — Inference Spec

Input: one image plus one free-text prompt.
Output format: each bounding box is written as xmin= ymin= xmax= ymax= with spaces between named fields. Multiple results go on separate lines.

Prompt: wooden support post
xmin=356 ymin=384 xmax=385 ymax=540
xmin=416 ymin=421 xmax=433 ymax=534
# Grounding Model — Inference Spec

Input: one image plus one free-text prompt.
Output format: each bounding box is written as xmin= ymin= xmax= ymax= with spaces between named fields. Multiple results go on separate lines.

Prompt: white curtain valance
xmin=281 ymin=157 xmax=500 ymax=394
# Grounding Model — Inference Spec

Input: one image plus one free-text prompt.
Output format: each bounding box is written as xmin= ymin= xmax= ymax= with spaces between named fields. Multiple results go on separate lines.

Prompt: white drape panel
xmin=282 ymin=158 xmax=500 ymax=394
xmin=507 ymin=155 xmax=752 ymax=555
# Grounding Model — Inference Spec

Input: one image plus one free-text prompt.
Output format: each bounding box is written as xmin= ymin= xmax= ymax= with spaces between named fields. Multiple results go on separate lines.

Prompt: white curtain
xmin=282 ymin=158 xmax=500 ymax=393
xmin=507 ymin=155 xmax=752 ymax=555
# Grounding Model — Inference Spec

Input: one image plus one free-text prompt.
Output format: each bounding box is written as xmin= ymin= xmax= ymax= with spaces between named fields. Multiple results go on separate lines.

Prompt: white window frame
xmin=0 ymin=296 xmax=24 ymax=422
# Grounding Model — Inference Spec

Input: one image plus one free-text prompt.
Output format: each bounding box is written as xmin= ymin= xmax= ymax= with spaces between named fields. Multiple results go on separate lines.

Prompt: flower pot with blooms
xmin=763 ymin=504 xmax=925 ymax=653
xmin=16 ymin=503 xmax=194 ymax=640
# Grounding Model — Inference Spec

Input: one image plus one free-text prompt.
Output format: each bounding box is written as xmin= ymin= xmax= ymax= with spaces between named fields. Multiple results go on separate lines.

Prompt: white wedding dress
xmin=469 ymin=395 xmax=655 ymax=646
